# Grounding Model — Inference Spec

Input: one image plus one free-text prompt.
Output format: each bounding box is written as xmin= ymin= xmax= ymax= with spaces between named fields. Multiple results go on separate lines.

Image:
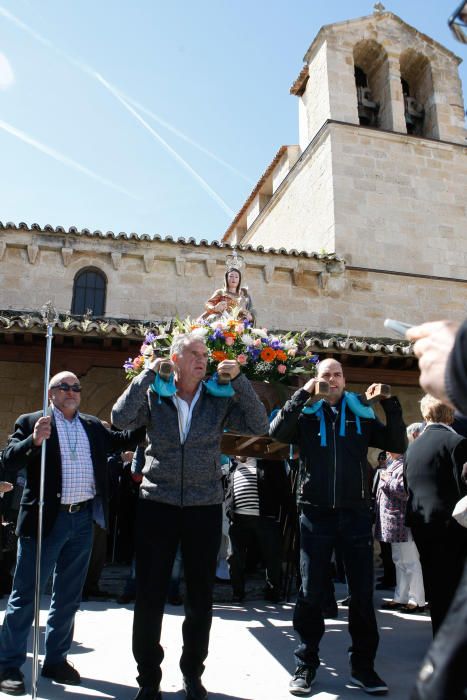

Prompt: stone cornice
xmin=0 ymin=221 xmax=344 ymax=268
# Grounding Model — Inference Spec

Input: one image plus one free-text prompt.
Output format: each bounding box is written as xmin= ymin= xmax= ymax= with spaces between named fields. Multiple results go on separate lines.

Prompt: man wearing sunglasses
xmin=0 ymin=371 xmax=143 ymax=696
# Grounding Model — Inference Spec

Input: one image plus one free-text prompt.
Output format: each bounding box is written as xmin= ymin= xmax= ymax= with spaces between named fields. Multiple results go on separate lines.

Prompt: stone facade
xmin=1 ymin=9 xmax=464 ymax=445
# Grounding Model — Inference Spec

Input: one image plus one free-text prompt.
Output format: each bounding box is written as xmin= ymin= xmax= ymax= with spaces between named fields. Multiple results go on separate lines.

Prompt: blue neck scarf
xmin=149 ymin=372 xmax=177 ymax=404
xmin=302 ymin=391 xmax=375 ymax=446
xmin=204 ymin=373 xmax=235 ymax=398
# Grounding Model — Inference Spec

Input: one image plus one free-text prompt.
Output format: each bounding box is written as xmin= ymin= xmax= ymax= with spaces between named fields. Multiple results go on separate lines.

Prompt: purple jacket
xmin=374 ymin=456 xmax=409 ymax=543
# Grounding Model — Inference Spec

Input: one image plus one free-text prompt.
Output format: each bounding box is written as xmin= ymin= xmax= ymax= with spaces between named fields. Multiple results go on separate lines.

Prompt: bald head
xmin=317 ymin=359 xmax=346 ymax=405
xmin=48 ymin=371 xmax=81 ymax=419
xmin=48 ymin=371 xmax=79 ymax=391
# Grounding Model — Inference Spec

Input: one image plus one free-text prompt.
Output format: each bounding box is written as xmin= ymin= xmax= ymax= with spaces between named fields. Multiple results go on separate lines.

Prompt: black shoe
xmin=117 ymin=592 xmax=136 ymax=604
xmin=338 ymin=596 xmax=351 ymax=607
xmin=183 ymin=676 xmax=208 ymax=700
xmin=350 ymin=668 xmax=388 ymax=694
xmin=0 ymin=667 xmax=26 ymax=696
xmin=288 ymin=665 xmax=316 ymax=695
xmin=41 ymin=660 xmax=81 ymax=685
xmin=134 ymin=688 xmax=162 ymax=700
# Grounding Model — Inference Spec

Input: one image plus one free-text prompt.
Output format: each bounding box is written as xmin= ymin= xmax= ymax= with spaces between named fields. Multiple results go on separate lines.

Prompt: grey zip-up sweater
xmin=111 ymin=369 xmax=269 ymax=507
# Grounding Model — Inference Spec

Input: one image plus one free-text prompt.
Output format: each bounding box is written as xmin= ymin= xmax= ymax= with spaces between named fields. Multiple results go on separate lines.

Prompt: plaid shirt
xmin=54 ymin=408 xmax=96 ymax=504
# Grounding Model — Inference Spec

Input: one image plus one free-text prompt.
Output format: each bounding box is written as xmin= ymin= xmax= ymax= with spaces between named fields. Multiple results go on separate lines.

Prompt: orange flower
xmin=276 ymin=350 xmax=287 ymax=361
xmin=260 ymin=347 xmax=276 ymax=363
xmin=223 ymin=331 xmax=236 ymax=339
xmin=212 ymin=350 xmax=228 ymax=362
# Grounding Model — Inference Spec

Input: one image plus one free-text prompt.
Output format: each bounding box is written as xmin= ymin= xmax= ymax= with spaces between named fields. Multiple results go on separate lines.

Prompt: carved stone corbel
xmin=111 ymin=252 xmax=122 ymax=270
xmin=143 ymin=254 xmax=155 ymax=273
xmin=27 ymin=244 xmax=39 ymax=265
xmin=175 ymin=257 xmax=186 ymax=276
xmin=263 ymin=263 xmax=275 ymax=284
xmin=61 ymin=246 xmax=73 ymax=267
xmin=205 ymin=259 xmax=217 ymax=278
xmin=291 ymin=262 xmax=304 ymax=286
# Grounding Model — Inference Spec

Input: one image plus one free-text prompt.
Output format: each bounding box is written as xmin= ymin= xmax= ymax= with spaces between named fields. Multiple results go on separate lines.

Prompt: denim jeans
xmin=0 ymin=505 xmax=93 ymax=669
xmin=294 ymin=506 xmax=378 ymax=671
xmin=133 ymin=500 xmax=222 ymax=688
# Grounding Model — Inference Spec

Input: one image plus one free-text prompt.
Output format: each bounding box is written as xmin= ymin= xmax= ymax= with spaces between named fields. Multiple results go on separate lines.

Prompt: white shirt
xmin=172 ymin=384 xmax=203 ymax=444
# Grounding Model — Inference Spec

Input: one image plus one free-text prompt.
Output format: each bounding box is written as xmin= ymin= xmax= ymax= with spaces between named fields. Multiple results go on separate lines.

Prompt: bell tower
xmin=225 ymin=7 xmax=467 ymax=281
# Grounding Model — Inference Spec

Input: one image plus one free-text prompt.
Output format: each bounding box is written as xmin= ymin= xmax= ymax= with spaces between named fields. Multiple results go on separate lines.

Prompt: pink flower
xmin=277 ymin=364 xmax=287 ymax=374
xmin=237 ymin=353 xmax=247 ymax=365
xmin=225 ymin=336 xmax=235 ymax=346
xmin=254 ymin=338 xmax=262 ymax=347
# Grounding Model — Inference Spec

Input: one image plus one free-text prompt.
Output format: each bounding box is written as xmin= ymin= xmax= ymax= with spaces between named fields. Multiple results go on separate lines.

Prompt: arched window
xmin=71 ymin=268 xmax=106 ymax=316
xmin=400 ymin=50 xmax=436 ymax=138
xmin=353 ymin=40 xmax=390 ymax=129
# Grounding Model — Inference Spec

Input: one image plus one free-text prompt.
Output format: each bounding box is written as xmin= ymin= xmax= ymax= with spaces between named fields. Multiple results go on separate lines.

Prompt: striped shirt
xmin=232 ymin=457 xmax=259 ymax=516
xmin=53 ymin=408 xmax=96 ymax=504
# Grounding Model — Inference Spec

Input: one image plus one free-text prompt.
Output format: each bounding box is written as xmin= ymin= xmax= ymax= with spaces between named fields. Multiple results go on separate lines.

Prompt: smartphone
xmin=383 ymin=318 xmax=413 ymax=337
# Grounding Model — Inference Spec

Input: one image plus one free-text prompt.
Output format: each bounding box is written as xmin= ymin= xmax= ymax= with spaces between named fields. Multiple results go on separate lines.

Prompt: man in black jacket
xmin=270 ymin=358 xmax=406 ymax=696
xmin=0 ymin=371 xmax=142 ymax=696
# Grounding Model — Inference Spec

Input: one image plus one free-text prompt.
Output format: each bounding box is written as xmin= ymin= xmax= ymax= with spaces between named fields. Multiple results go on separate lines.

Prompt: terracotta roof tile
xmin=0 ymin=310 xmax=413 ymax=357
xmin=0 ymin=221 xmax=341 ymax=262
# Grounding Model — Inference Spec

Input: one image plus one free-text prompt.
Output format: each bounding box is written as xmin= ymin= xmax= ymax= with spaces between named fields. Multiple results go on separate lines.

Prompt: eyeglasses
xmin=51 ymin=383 xmax=82 ymax=393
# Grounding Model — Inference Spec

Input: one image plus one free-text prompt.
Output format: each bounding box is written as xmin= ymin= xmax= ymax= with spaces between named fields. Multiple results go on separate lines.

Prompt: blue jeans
xmin=294 ymin=507 xmax=378 ymax=671
xmin=0 ymin=505 xmax=93 ymax=669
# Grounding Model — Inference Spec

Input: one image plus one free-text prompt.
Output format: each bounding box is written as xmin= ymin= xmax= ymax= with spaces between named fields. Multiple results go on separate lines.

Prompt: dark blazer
xmin=405 ymin=423 xmax=467 ymax=528
xmin=2 ymin=407 xmax=144 ymax=537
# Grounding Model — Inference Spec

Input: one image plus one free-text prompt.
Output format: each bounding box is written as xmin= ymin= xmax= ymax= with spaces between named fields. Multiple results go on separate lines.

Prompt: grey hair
xmin=406 ymin=422 xmax=423 ymax=443
xmin=170 ymin=331 xmax=207 ymax=357
xmin=420 ymin=395 xmax=455 ymax=424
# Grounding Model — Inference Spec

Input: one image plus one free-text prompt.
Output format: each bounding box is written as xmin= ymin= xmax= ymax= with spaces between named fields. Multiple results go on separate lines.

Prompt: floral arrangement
xmin=124 ymin=316 xmax=319 ymax=385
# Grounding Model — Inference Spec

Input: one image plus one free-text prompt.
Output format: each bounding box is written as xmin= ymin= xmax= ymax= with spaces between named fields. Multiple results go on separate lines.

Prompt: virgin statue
xmin=199 ymin=267 xmax=255 ymax=323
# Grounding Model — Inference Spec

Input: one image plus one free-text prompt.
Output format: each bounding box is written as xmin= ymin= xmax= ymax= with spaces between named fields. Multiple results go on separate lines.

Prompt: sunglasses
xmin=51 ymin=383 xmax=82 ymax=393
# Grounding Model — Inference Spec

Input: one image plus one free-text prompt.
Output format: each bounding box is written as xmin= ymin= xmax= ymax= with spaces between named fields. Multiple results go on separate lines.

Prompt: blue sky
xmin=0 ymin=1 xmax=465 ymax=242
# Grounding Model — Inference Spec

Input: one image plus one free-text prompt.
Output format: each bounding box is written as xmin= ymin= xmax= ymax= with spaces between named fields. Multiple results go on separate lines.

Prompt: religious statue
xmin=199 ymin=264 xmax=255 ymax=323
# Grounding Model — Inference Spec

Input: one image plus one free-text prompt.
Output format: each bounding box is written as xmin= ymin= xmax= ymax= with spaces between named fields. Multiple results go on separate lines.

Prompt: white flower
xmin=192 ymin=327 xmax=209 ymax=337
xmin=241 ymin=334 xmax=254 ymax=346
xmin=250 ymin=327 xmax=268 ymax=339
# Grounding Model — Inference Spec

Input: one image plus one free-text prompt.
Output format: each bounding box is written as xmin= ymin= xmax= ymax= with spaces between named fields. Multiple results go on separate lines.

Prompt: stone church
xmin=0 ymin=7 xmax=466 ymax=442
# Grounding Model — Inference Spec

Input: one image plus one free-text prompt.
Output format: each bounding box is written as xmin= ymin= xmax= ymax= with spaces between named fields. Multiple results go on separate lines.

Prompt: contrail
xmin=122 ymin=94 xmax=253 ymax=184
xmin=94 ymin=72 xmax=235 ymax=217
xmin=0 ymin=4 xmax=244 ymax=213
xmin=0 ymin=118 xmax=140 ymax=199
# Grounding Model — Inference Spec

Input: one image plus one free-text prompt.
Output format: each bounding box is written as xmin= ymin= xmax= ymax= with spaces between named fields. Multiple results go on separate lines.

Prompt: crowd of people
xmin=0 ymin=277 xmax=466 ymax=698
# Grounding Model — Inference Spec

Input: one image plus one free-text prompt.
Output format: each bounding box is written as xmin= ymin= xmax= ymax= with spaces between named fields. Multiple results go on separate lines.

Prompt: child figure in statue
xmin=199 ymin=267 xmax=255 ymax=323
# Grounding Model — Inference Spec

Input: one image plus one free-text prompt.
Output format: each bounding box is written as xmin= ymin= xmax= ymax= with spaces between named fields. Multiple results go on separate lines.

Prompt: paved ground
xmin=0 ymin=568 xmax=433 ymax=700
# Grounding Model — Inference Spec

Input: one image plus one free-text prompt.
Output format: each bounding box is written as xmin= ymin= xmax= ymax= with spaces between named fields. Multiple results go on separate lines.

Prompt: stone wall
xmin=331 ymin=123 xmax=467 ymax=273
xmin=1 ymin=224 xmax=467 ymax=337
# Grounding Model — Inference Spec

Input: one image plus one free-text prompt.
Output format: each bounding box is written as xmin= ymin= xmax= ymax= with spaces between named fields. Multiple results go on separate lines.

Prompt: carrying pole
xmin=31 ymin=302 xmax=58 ymax=699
